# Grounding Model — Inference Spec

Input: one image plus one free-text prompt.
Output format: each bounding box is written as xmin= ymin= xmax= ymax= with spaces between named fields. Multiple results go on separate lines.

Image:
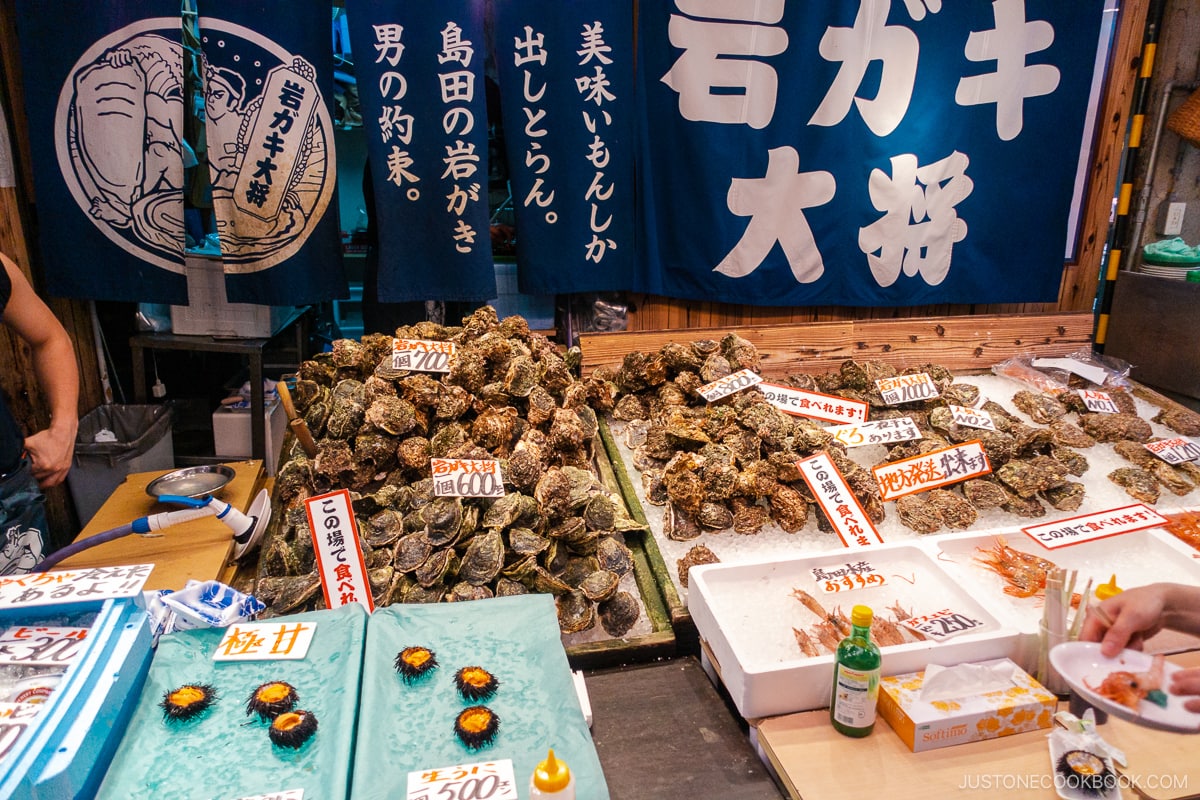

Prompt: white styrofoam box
xmin=212 ymin=397 xmax=287 ymax=474
xmin=929 ymin=527 xmax=1200 ymax=670
xmin=170 ymin=255 xmax=295 ymax=338
xmin=688 ymin=541 xmax=1019 ymax=720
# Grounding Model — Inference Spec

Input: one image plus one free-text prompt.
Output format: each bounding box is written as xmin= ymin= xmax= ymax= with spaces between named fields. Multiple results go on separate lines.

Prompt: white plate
xmin=1050 ymin=642 xmax=1200 ymax=733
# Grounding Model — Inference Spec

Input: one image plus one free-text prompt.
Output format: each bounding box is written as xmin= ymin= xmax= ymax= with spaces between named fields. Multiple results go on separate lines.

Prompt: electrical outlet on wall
xmin=1163 ymin=201 xmax=1186 ymax=237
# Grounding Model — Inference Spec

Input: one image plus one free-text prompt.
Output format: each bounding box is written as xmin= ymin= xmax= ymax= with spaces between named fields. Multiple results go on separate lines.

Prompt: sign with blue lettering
xmin=634 ymin=0 xmax=1106 ymax=306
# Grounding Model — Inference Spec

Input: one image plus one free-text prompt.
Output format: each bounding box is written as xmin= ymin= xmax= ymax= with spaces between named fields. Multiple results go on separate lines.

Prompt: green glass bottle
xmin=829 ymin=604 xmax=882 ymax=737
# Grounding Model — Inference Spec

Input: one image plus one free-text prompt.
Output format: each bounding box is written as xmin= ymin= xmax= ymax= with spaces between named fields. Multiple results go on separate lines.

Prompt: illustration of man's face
xmin=207 ymin=75 xmax=240 ymax=120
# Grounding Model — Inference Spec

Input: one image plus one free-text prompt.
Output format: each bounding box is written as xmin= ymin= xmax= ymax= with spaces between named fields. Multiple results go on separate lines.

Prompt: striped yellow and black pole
xmin=1094 ymin=0 xmax=1167 ymax=353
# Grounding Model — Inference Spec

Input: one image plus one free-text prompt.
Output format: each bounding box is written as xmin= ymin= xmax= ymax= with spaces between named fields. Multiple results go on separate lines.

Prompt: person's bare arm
xmin=1 ymin=254 xmax=79 ymax=487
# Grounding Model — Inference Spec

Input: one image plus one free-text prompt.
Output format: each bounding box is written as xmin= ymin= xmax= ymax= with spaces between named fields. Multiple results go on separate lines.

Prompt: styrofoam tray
xmin=931 ymin=526 xmax=1200 ymax=666
xmin=688 ymin=541 xmax=1019 ymax=719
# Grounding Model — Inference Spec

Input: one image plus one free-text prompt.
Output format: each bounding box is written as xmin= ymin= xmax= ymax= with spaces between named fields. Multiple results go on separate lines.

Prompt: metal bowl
xmin=146 ymin=465 xmax=236 ymax=499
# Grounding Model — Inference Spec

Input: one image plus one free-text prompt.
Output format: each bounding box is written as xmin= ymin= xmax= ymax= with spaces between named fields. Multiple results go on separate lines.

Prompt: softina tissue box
xmin=876 ymin=657 xmax=1057 ymax=752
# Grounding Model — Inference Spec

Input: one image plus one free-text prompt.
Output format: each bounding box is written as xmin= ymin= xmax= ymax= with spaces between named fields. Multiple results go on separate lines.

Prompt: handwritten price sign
xmin=875 ymin=373 xmax=940 ymax=405
xmin=1145 ymin=437 xmax=1200 ymax=465
xmin=431 ymin=459 xmax=506 ymax=498
xmin=872 ymin=440 xmax=992 ymax=502
xmin=948 ymin=405 xmax=996 ymax=431
xmin=826 ymin=417 xmax=922 ymax=448
xmin=902 ymin=608 xmax=985 ymax=641
xmin=392 ymin=338 xmax=457 ymax=373
xmin=698 ymin=369 xmax=763 ymax=403
xmin=0 ymin=626 xmax=88 ymax=667
xmin=1080 ymin=390 xmax=1119 ymax=414
xmin=406 ymin=759 xmax=517 ymax=800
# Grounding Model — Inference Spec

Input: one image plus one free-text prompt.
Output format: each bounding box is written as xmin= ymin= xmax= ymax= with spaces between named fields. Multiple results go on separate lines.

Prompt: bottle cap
xmin=533 ymin=749 xmax=571 ymax=792
xmin=850 ymin=604 xmax=873 ymax=627
xmin=1095 ymin=574 xmax=1122 ymax=600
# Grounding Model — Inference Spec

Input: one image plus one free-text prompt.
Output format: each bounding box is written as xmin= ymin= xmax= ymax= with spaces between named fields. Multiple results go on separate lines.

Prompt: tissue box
xmin=877 ymin=658 xmax=1056 ymax=752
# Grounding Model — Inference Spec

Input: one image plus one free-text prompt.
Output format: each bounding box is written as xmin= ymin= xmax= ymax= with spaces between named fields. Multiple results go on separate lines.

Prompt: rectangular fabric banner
xmin=635 ymin=0 xmax=1107 ymax=307
xmin=198 ymin=0 xmax=346 ymax=305
xmin=492 ymin=0 xmax=636 ymax=294
xmin=347 ymin=0 xmax=497 ymax=302
xmin=15 ymin=0 xmax=188 ymax=303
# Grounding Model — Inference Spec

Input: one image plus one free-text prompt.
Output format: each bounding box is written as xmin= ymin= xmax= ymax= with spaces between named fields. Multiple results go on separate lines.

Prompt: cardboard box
xmin=212 ymin=397 xmax=287 ymax=474
xmin=877 ymin=658 xmax=1056 ymax=752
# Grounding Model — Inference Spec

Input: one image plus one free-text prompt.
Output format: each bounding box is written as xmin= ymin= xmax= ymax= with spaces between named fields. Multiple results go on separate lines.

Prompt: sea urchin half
xmin=246 ymin=681 xmax=299 ymax=721
xmin=454 ymin=705 xmax=500 ymax=750
xmin=454 ymin=666 xmax=499 ymax=701
xmin=268 ymin=709 xmax=319 ymax=749
xmin=394 ymin=646 xmax=439 ymax=683
xmin=161 ymin=684 xmax=217 ymax=721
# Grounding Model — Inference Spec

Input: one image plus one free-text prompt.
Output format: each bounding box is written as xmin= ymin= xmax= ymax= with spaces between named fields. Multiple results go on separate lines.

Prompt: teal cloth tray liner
xmin=352 ymin=594 xmax=609 ymax=800
xmin=97 ymin=604 xmax=366 ymax=800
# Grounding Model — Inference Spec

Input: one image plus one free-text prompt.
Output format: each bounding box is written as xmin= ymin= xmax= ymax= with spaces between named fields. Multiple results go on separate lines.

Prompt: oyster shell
xmin=1107 ymin=467 xmax=1160 ymax=504
xmin=598 ymin=591 xmax=640 ymax=637
xmin=676 ymin=544 xmax=720 ymax=588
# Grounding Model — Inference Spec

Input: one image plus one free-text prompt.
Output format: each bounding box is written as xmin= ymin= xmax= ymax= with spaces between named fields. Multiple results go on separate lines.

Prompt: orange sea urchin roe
xmin=256 ymin=683 xmax=293 ymax=704
xmin=168 ymin=686 xmax=207 ymax=707
xmin=458 ymin=707 xmax=493 ymax=735
xmin=404 ymin=648 xmax=433 ymax=668
xmin=273 ymin=712 xmax=304 ymax=732
xmin=459 ymin=667 xmax=491 ymax=689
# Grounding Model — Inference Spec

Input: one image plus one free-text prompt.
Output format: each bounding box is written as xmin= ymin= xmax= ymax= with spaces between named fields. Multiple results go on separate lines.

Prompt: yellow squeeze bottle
xmin=530 ymin=749 xmax=575 ymax=799
xmin=1094 ymin=574 xmax=1122 ymax=602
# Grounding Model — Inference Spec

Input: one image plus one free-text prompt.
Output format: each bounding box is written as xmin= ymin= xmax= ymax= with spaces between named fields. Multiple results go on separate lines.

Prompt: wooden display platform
xmin=756 ymin=650 xmax=1200 ymax=800
xmin=579 ymin=311 xmax=1092 ymax=377
xmin=55 ymin=460 xmax=266 ymax=591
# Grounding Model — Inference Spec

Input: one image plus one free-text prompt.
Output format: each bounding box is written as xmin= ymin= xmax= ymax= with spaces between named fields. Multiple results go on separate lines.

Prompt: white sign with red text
xmin=306 ymin=490 xmax=373 ymax=613
xmin=1080 ymin=390 xmax=1120 ymax=414
xmin=406 ymin=759 xmax=518 ymax=800
xmin=0 ymin=626 xmax=88 ymax=667
xmin=392 ymin=338 xmax=457 ymax=373
xmin=796 ymin=453 xmax=882 ymax=548
xmin=1021 ymin=504 xmax=1169 ymax=550
xmin=875 ymin=373 xmax=940 ymax=405
xmin=1145 ymin=437 xmax=1200 ymax=465
xmin=431 ymin=459 xmax=506 ymax=498
xmin=757 ymin=382 xmax=868 ymax=424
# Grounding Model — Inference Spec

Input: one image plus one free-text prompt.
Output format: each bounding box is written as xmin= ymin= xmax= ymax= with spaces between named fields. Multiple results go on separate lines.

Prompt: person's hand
xmin=1170 ymin=666 xmax=1200 ymax=713
xmin=1078 ymin=584 xmax=1169 ymax=658
xmin=24 ymin=424 xmax=75 ymax=488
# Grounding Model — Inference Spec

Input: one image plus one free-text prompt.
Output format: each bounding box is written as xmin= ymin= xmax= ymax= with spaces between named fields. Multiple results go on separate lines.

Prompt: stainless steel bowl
xmin=145 ymin=465 xmax=236 ymax=499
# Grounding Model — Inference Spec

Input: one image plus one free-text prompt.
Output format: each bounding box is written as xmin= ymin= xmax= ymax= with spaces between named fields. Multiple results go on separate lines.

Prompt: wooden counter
xmin=757 ymin=651 xmax=1200 ymax=800
xmin=54 ymin=460 xmax=266 ymax=591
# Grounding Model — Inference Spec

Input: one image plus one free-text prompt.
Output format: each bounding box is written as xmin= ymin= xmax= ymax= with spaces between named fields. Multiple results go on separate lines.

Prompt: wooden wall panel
xmin=581 ymin=311 xmax=1093 ymax=378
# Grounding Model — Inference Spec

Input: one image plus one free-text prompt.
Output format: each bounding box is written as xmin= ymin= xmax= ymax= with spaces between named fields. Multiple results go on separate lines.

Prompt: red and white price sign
xmin=214 ymin=621 xmax=316 ymax=662
xmin=306 ymin=489 xmax=373 ymax=613
xmin=1021 ymin=503 xmax=1168 ymax=550
xmin=756 ymin=382 xmax=868 ymax=424
xmin=1079 ymin=390 xmax=1119 ymax=414
xmin=1145 ymin=437 xmax=1200 ymax=465
xmin=875 ymin=373 xmax=940 ymax=405
xmin=431 ymin=458 xmax=506 ymax=498
xmin=901 ymin=608 xmax=986 ymax=641
xmin=826 ymin=417 xmax=922 ymax=448
xmin=0 ymin=626 xmax=88 ymax=667
xmin=872 ymin=440 xmax=992 ymax=502
xmin=406 ymin=759 xmax=517 ymax=800
xmin=392 ymin=338 xmax=457 ymax=373
xmin=796 ymin=453 xmax=883 ymax=548
xmin=698 ymin=369 xmax=763 ymax=403
xmin=948 ymin=404 xmax=996 ymax=431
